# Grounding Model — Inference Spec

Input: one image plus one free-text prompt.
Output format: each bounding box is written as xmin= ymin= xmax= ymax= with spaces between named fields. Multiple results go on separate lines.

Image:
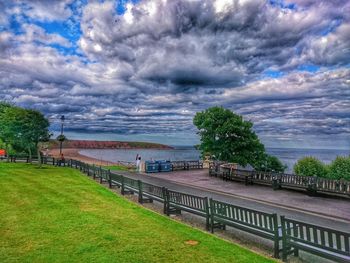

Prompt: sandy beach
xmin=48 ymin=148 xmax=119 ymax=166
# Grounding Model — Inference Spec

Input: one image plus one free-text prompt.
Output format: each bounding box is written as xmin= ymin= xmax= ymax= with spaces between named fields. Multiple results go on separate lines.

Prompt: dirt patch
xmin=184 ymin=240 xmax=199 ymax=246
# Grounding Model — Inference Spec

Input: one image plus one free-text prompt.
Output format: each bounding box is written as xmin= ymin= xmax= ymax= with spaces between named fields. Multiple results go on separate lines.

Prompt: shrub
xmin=328 ymin=156 xmax=350 ymax=180
xmin=265 ymin=155 xmax=287 ymax=173
xmin=254 ymin=154 xmax=286 ymax=173
xmin=293 ymin=157 xmax=328 ymax=178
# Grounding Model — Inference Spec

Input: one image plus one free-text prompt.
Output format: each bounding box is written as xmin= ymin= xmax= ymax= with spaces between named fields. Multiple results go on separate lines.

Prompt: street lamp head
xmin=60 ymin=115 xmax=65 ymax=122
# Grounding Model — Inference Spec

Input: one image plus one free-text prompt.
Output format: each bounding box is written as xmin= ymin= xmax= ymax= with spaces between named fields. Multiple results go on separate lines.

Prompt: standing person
xmin=136 ymin=156 xmax=141 ymax=172
xmin=135 ymin=154 xmax=140 ymax=171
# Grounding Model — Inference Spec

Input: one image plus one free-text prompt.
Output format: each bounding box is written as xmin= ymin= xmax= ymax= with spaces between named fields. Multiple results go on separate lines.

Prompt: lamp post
xmin=59 ymin=115 xmax=65 ymax=155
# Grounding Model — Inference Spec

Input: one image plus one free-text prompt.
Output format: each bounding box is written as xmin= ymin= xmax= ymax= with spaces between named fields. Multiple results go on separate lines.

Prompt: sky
xmin=0 ymin=0 xmax=349 ymax=148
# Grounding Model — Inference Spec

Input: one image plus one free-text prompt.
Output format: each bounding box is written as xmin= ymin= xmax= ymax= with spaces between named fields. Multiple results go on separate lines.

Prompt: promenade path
xmin=114 ymin=169 xmax=350 ymax=232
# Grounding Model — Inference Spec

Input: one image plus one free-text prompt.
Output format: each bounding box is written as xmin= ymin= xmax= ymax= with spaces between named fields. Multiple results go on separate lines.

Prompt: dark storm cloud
xmin=0 ymin=0 xmax=349 ymax=146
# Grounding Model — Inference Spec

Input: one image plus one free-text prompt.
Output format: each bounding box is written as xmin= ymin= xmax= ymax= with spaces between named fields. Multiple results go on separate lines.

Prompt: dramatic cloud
xmin=0 ymin=0 xmax=349 ymax=147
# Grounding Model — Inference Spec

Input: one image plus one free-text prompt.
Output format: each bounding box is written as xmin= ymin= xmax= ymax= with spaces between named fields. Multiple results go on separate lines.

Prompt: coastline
xmin=48 ymin=148 xmax=119 ymax=166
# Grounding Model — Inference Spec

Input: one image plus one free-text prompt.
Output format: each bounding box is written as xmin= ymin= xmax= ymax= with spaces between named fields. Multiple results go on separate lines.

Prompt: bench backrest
xmin=251 ymin=171 xmax=274 ymax=181
xmin=316 ymin=178 xmax=350 ymax=195
xmin=99 ymin=168 xmax=108 ymax=179
xmin=123 ymin=176 xmax=139 ymax=191
xmin=281 ymin=216 xmax=350 ymax=257
xmin=210 ymin=199 xmax=278 ymax=234
xmin=142 ymin=182 xmax=165 ymax=200
xmin=110 ymin=172 xmax=123 ymax=185
xmin=167 ymin=189 xmax=208 ymax=213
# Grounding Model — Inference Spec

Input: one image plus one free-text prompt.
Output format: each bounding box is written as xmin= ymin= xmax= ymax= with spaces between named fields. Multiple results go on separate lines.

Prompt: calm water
xmin=80 ymin=147 xmax=349 ymax=172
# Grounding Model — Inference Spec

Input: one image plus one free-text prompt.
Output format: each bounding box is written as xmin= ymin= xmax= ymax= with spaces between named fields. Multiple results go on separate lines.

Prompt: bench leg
xmin=293 ymin=248 xmax=299 ymax=257
xmin=163 ymin=201 xmax=167 ymax=215
xmin=274 ymin=238 xmax=280 ymax=259
xmin=167 ymin=206 xmax=181 ymax=215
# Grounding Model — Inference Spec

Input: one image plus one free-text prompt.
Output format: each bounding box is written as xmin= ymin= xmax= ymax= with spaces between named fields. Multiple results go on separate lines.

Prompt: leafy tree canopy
xmin=0 ymin=102 xmax=50 ymax=159
xmin=293 ymin=157 xmax=328 ymax=177
xmin=193 ymin=106 xmax=285 ymax=172
xmin=328 ymin=156 xmax=350 ymax=180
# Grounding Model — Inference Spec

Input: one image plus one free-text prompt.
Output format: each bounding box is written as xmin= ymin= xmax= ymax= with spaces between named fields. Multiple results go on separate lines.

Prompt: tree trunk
xmin=28 ymin=147 xmax=32 ymax=163
xmin=37 ymin=145 xmax=42 ymax=168
xmin=6 ymin=144 xmax=9 ymax=163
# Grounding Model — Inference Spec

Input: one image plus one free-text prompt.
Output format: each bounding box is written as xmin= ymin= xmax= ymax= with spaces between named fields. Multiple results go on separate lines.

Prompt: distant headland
xmin=48 ymin=139 xmax=173 ymax=150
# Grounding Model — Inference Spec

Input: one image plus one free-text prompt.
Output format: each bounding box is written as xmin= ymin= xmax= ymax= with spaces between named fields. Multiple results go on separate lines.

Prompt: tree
xmin=21 ymin=109 xmax=50 ymax=166
xmin=194 ymin=106 xmax=267 ymax=168
xmin=255 ymin=154 xmax=287 ymax=173
xmin=0 ymin=102 xmax=51 ymax=166
xmin=328 ymin=156 xmax=350 ymax=180
xmin=0 ymin=103 xmax=26 ymax=161
xmin=293 ymin=157 xmax=328 ymax=177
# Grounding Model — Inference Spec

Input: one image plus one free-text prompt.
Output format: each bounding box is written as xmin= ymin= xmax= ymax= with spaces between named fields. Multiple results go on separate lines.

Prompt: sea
xmin=79 ymin=147 xmax=349 ymax=173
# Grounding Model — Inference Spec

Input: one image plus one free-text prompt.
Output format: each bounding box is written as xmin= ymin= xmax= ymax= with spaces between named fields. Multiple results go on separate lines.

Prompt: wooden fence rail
xmin=171 ymin=160 xmax=203 ymax=171
xmin=209 ymin=163 xmax=350 ymax=197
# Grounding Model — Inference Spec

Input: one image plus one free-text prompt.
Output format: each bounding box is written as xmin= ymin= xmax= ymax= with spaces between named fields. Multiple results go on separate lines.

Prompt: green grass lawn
xmin=0 ymin=163 xmax=275 ymax=263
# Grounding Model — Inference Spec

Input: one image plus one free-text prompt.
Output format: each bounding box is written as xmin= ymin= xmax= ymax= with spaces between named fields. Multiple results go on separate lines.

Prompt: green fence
xmin=209 ymin=163 xmax=350 ymax=197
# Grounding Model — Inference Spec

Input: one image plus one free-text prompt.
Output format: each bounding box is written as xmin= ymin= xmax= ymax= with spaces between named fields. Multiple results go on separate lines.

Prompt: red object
xmin=0 ymin=149 xmax=6 ymax=156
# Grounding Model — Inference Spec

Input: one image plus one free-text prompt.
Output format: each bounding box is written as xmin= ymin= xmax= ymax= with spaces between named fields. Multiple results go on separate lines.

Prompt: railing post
xmin=204 ymin=197 xmax=210 ymax=231
xmin=272 ymin=213 xmax=280 ymax=259
xmin=93 ymin=164 xmax=96 ymax=179
xmin=108 ymin=170 xmax=112 ymax=188
xmin=165 ymin=188 xmax=170 ymax=216
xmin=162 ymin=187 xmax=167 ymax=214
xmin=272 ymin=174 xmax=282 ymax=190
xmin=121 ymin=176 xmax=125 ymax=195
xmin=138 ymin=180 xmax=143 ymax=203
xmin=307 ymin=176 xmax=318 ymax=196
xmin=99 ymin=168 xmax=103 ymax=184
xmin=280 ymin=216 xmax=288 ymax=262
xmin=209 ymin=198 xmax=215 ymax=233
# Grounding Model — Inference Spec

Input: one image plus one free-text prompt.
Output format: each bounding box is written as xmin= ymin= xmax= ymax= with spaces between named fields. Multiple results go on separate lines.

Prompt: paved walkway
xmin=115 ymin=169 xmax=350 ymax=232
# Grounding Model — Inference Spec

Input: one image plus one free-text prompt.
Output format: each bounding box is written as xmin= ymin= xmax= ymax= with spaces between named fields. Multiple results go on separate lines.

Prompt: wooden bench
xmin=171 ymin=161 xmax=187 ymax=171
xmin=316 ymin=178 xmax=350 ymax=197
xmin=187 ymin=161 xmax=203 ymax=170
xmin=209 ymin=162 xmax=224 ymax=177
xmin=223 ymin=168 xmax=253 ymax=185
xmin=121 ymin=176 xmax=138 ymax=195
xmin=166 ymin=189 xmax=210 ymax=230
xmin=140 ymin=182 xmax=167 ymax=213
xmin=109 ymin=172 xmax=123 ymax=188
xmin=281 ymin=216 xmax=350 ymax=262
xmin=99 ymin=168 xmax=110 ymax=184
xmin=210 ymin=199 xmax=282 ymax=258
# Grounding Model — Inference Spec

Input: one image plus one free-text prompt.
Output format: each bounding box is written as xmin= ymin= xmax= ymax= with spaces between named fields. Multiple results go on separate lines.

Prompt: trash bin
xmin=157 ymin=160 xmax=172 ymax=172
xmin=145 ymin=161 xmax=159 ymax=173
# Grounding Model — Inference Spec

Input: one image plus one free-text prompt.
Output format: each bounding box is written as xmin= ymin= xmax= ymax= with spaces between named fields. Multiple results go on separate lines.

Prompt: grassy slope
xmin=0 ymin=163 xmax=275 ymax=263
